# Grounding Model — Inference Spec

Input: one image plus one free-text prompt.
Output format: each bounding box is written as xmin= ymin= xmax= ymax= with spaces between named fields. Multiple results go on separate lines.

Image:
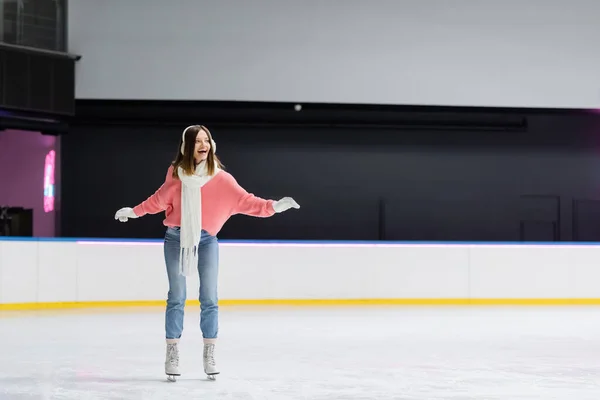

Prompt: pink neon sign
xmin=44 ymin=150 xmax=55 ymax=212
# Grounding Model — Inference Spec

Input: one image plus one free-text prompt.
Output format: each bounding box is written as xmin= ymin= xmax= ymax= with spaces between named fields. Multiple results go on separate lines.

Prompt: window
xmin=1 ymin=0 xmax=67 ymax=52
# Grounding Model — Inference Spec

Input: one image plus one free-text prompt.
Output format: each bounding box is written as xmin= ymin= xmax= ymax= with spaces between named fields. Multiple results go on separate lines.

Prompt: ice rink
xmin=2 ymin=305 xmax=600 ymax=399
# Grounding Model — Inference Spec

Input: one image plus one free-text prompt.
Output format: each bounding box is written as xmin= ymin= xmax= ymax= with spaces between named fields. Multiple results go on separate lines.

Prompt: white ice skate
xmin=203 ymin=343 xmax=219 ymax=380
xmin=165 ymin=342 xmax=180 ymax=382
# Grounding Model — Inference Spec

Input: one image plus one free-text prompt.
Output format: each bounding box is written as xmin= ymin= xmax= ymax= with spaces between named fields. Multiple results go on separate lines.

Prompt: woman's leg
xmin=164 ymin=227 xmax=187 ymax=340
xmin=163 ymin=227 xmax=186 ymax=378
xmin=197 ymin=230 xmax=219 ymax=376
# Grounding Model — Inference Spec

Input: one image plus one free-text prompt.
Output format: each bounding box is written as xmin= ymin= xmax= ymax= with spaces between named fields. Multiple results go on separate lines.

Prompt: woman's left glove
xmin=273 ymin=197 xmax=300 ymax=213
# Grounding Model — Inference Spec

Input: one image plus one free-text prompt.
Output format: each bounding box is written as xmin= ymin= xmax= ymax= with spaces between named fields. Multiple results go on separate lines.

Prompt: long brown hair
xmin=171 ymin=125 xmax=224 ymax=179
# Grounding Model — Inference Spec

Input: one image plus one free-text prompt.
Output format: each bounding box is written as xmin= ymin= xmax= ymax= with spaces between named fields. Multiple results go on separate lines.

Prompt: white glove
xmin=273 ymin=197 xmax=300 ymax=213
xmin=114 ymin=207 xmax=139 ymax=222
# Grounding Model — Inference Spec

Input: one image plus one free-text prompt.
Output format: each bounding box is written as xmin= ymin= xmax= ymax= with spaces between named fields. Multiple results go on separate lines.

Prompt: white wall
xmin=68 ymin=0 xmax=600 ymax=109
xmin=2 ymin=239 xmax=600 ymax=306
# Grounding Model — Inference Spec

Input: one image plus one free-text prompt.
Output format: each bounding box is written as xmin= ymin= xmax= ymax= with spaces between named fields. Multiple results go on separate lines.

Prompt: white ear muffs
xmin=180 ymin=125 xmax=217 ymax=155
xmin=180 ymin=125 xmax=193 ymax=155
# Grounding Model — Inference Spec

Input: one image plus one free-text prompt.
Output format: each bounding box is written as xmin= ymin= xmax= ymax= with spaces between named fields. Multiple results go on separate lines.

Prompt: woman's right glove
xmin=114 ymin=207 xmax=139 ymax=222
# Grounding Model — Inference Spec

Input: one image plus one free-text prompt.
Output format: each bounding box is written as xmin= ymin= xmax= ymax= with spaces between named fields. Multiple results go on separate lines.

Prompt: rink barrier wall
xmin=2 ymin=237 xmax=600 ymax=310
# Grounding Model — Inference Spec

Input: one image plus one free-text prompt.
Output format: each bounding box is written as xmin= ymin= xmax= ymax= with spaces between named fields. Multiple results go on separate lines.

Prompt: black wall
xmin=61 ymin=101 xmax=600 ymax=242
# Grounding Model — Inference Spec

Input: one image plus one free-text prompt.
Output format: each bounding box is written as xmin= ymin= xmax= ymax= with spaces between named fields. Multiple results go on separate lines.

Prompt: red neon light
xmin=44 ymin=150 xmax=55 ymax=212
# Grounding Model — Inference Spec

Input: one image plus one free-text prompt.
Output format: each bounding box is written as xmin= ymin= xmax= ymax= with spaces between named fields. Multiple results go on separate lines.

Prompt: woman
xmin=113 ymin=125 xmax=300 ymax=381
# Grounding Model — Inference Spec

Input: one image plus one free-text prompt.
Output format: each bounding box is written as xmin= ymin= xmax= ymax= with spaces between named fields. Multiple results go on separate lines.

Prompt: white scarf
xmin=177 ymin=160 xmax=220 ymax=276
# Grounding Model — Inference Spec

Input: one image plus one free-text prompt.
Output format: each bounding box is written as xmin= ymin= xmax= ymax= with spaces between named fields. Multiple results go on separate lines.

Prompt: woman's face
xmin=194 ymin=129 xmax=211 ymax=163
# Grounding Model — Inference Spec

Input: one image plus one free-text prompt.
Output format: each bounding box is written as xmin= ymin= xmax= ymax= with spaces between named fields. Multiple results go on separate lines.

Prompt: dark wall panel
xmin=0 ymin=44 xmax=77 ymax=116
xmin=60 ymin=102 xmax=600 ymax=241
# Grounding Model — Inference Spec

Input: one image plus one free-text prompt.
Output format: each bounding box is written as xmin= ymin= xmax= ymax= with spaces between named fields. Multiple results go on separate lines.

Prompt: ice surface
xmin=1 ymin=306 xmax=600 ymax=399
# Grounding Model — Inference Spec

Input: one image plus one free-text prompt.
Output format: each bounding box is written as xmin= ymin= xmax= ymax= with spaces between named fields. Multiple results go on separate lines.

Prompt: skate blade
xmin=206 ymin=372 xmax=219 ymax=381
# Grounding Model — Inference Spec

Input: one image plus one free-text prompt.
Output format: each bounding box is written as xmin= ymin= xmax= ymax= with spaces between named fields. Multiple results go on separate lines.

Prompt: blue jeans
xmin=163 ymin=226 xmax=219 ymax=340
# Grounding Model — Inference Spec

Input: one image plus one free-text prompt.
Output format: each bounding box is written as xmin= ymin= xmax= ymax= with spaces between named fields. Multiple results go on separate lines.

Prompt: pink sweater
xmin=133 ymin=165 xmax=275 ymax=236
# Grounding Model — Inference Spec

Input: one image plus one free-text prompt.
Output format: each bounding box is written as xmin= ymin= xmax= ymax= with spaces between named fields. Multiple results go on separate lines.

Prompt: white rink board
xmin=2 ymin=239 xmax=600 ymax=305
